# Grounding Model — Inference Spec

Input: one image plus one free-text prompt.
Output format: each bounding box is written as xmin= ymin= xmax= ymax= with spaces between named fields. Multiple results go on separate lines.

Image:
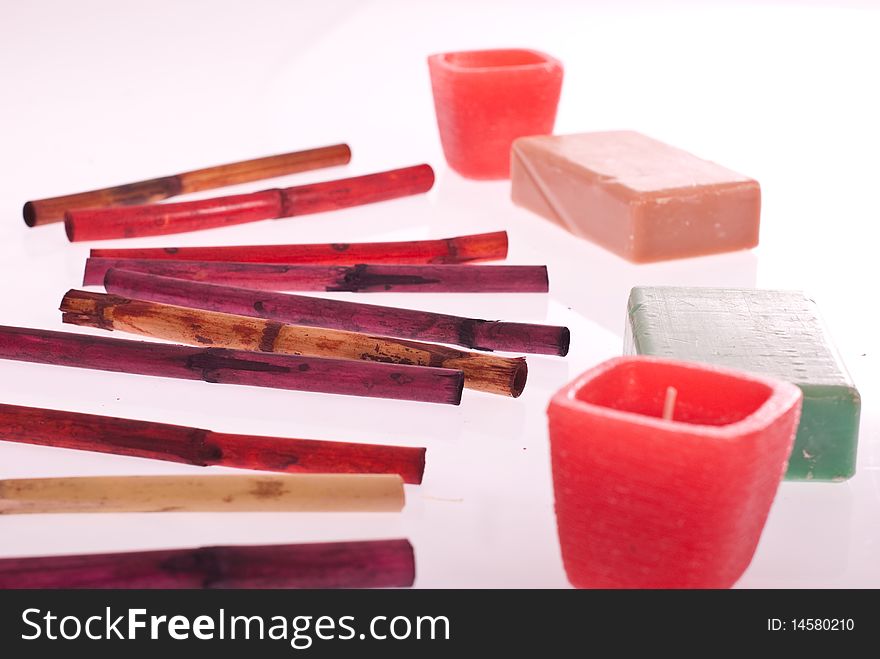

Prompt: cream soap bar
xmin=511 ymin=131 xmax=760 ymax=262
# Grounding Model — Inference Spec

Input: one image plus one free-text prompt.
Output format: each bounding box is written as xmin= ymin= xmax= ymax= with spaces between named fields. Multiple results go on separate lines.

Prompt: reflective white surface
xmin=0 ymin=0 xmax=877 ymax=588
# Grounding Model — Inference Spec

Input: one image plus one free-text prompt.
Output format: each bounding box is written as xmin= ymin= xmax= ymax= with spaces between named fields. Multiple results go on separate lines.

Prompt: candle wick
xmin=662 ymin=386 xmax=678 ymax=421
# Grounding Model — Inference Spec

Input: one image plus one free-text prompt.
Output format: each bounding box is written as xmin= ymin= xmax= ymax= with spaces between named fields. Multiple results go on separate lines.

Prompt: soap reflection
xmin=429 ymin=169 xmax=516 ymax=250
xmin=519 ymin=224 xmax=759 ymax=337
xmin=430 ymin=166 xmax=758 ymax=337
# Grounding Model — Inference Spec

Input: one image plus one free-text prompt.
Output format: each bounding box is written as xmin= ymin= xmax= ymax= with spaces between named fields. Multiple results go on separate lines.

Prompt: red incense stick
xmin=89 ymin=231 xmax=509 ymax=265
xmin=65 ymin=164 xmax=435 ymax=241
xmin=0 ymin=325 xmax=464 ymax=405
xmin=0 ymin=402 xmax=425 ymax=483
xmin=22 ymin=144 xmax=352 ymax=227
xmin=84 ymin=259 xmax=549 ymax=293
xmin=0 ymin=539 xmax=415 ymax=589
xmin=104 ymin=269 xmax=571 ymax=356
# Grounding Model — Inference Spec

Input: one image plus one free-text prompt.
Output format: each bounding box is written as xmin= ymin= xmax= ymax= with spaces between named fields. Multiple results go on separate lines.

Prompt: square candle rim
xmin=550 ymin=356 xmax=802 ymax=440
xmin=428 ymin=49 xmax=562 ymax=74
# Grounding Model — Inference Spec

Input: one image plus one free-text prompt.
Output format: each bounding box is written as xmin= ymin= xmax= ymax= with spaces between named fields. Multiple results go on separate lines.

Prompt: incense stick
xmin=65 ymin=164 xmax=435 ymax=241
xmin=103 ymin=269 xmax=571 ymax=356
xmin=83 ymin=259 xmax=549 ymax=293
xmin=0 ymin=402 xmax=426 ymax=483
xmin=0 ymin=325 xmax=464 ymax=405
xmin=0 ymin=539 xmax=415 ymax=589
xmin=61 ymin=290 xmax=528 ymax=397
xmin=23 ymin=144 xmax=351 ymax=227
xmin=89 ymin=231 xmax=509 ymax=265
xmin=0 ymin=474 xmax=404 ymax=515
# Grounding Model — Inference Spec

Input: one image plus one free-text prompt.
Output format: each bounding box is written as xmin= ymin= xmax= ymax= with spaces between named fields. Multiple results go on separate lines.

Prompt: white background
xmin=0 ymin=0 xmax=877 ymax=587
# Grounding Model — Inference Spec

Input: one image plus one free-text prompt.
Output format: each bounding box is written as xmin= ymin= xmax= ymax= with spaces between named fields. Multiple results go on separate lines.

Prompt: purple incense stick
xmin=83 ymin=259 xmax=550 ymax=293
xmin=0 ymin=325 xmax=464 ymax=405
xmin=103 ymin=269 xmax=570 ymax=356
xmin=0 ymin=539 xmax=415 ymax=589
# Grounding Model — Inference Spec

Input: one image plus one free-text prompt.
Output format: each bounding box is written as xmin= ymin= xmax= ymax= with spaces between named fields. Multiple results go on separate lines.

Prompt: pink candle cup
xmin=428 ymin=48 xmax=563 ymax=179
xmin=547 ymin=356 xmax=802 ymax=589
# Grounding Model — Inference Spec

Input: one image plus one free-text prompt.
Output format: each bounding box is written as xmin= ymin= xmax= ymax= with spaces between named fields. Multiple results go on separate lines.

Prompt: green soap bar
xmin=625 ymin=287 xmax=860 ymax=481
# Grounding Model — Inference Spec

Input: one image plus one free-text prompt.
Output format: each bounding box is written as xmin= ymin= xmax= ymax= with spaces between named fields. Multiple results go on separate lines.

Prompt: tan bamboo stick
xmin=61 ymin=290 xmax=528 ymax=397
xmin=0 ymin=474 xmax=404 ymax=515
xmin=104 ymin=269 xmax=569 ymax=355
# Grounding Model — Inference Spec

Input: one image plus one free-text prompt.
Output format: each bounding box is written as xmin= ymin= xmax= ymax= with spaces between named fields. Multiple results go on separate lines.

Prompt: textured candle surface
xmin=548 ymin=356 xmax=802 ymax=588
xmin=626 ymin=287 xmax=860 ymax=481
xmin=429 ymin=49 xmax=563 ymax=179
xmin=511 ymin=131 xmax=760 ymax=262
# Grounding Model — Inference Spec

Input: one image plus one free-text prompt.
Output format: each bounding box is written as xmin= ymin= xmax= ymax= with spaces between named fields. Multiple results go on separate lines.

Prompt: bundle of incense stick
xmin=83 ymin=259 xmax=549 ymax=293
xmin=0 ymin=474 xmax=404 ymax=515
xmin=61 ymin=290 xmax=528 ymax=397
xmin=65 ymin=164 xmax=435 ymax=241
xmin=0 ymin=539 xmax=415 ymax=589
xmin=23 ymin=144 xmax=351 ymax=227
xmin=0 ymin=402 xmax=426 ymax=483
xmin=90 ymin=230 xmax=509 ymax=265
xmin=104 ymin=269 xmax=571 ymax=356
xmin=0 ymin=325 xmax=464 ymax=405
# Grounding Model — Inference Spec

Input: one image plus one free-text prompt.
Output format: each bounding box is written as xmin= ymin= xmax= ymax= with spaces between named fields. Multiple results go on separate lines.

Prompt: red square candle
xmin=547 ymin=356 xmax=802 ymax=589
xmin=428 ymin=49 xmax=563 ymax=179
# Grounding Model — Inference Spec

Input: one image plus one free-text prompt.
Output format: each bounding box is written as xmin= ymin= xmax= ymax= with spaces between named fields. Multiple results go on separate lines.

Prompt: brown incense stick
xmin=0 ymin=474 xmax=404 ymax=515
xmin=104 ymin=269 xmax=571 ymax=356
xmin=23 ymin=144 xmax=351 ymax=227
xmin=0 ymin=539 xmax=415 ymax=589
xmin=61 ymin=290 xmax=528 ymax=397
xmin=0 ymin=402 xmax=426 ymax=483
xmin=83 ymin=259 xmax=549 ymax=293
xmin=0 ymin=325 xmax=464 ymax=405
xmin=89 ymin=231 xmax=509 ymax=265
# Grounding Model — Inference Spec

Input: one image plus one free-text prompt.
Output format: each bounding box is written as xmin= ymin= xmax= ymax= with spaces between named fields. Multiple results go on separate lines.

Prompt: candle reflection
xmin=738 ymin=482 xmax=854 ymax=587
